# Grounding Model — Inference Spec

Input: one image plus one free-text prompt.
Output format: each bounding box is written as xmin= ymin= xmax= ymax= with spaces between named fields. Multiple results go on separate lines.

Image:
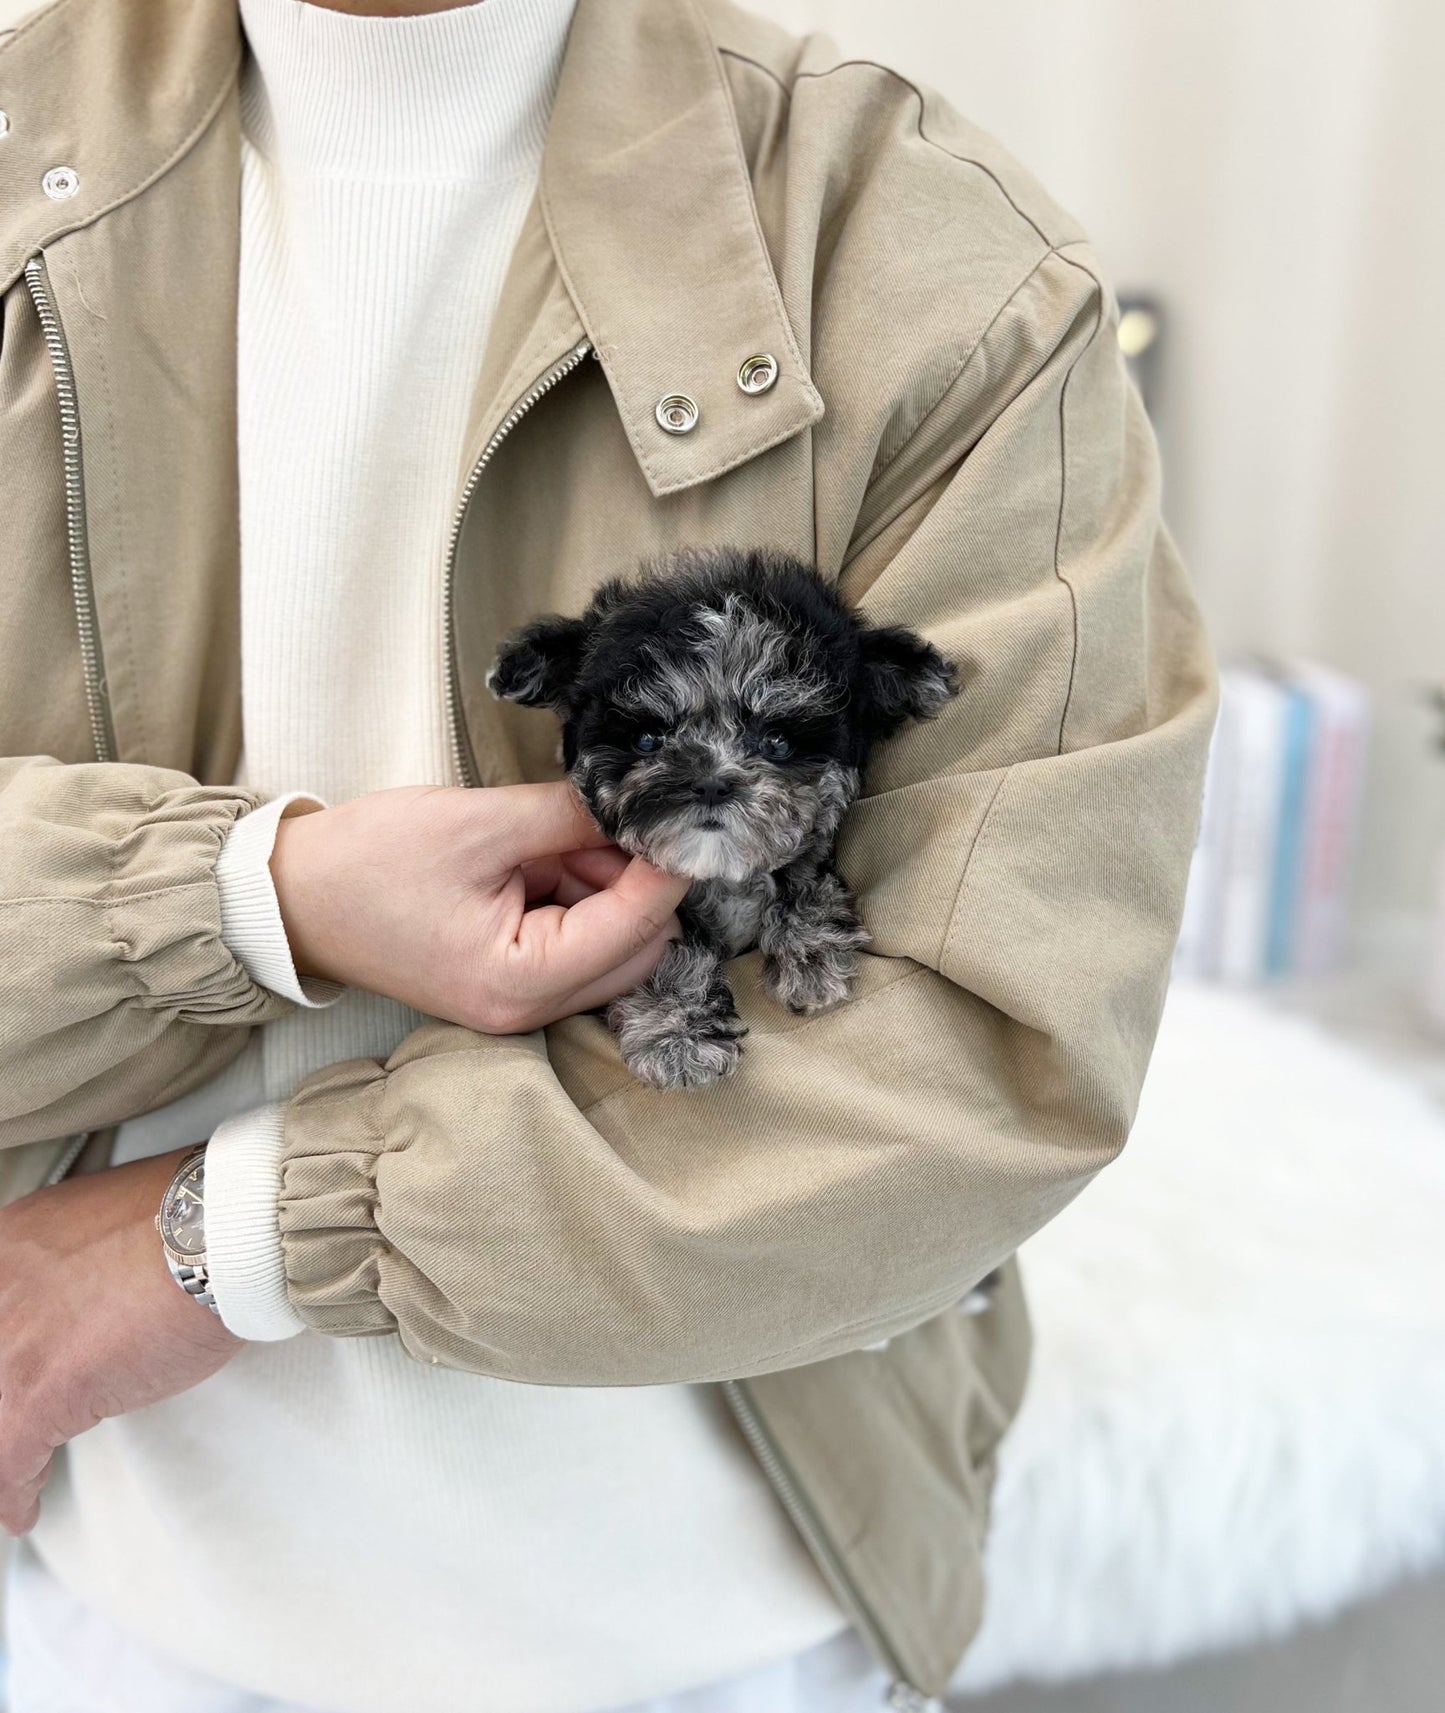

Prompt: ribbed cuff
xmin=215 ymin=793 xmax=343 ymax=1009
xmin=206 ymin=1102 xmax=307 ymax=1341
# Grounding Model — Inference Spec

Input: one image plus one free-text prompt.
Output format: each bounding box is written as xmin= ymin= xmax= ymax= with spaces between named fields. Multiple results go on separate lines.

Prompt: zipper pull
xmin=885 ymin=1684 xmax=942 ymax=1712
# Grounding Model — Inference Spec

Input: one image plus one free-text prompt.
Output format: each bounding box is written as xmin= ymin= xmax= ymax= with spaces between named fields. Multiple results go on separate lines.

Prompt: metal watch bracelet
xmin=167 ymin=1257 xmax=219 ymax=1313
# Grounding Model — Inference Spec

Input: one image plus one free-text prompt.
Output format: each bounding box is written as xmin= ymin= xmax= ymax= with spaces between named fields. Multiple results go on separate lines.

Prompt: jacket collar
xmin=541 ymin=0 xmax=823 ymax=495
xmin=0 ymin=0 xmax=821 ymax=496
xmin=0 ymin=0 xmax=242 ymax=296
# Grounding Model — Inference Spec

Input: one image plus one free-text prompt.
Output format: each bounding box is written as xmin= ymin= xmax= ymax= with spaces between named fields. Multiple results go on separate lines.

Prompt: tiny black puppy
xmin=490 ymin=548 xmax=958 ymax=1089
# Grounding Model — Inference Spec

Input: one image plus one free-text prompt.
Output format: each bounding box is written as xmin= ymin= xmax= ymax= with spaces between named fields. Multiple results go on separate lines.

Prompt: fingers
xmin=520 ymin=854 xmax=564 ymax=903
xmin=480 ymin=782 xmax=612 ymax=865
xmin=556 ymin=846 xmax=634 ymax=891
xmin=0 ymin=1491 xmax=41 ymax=1537
xmin=534 ymin=856 xmax=690 ymax=988
xmin=561 ymin=923 xmax=680 ymax=1018
xmin=521 ymin=846 xmax=632 ymax=908
xmin=0 ymin=1410 xmax=51 ymax=1537
xmin=548 ymin=847 xmax=637 ymax=908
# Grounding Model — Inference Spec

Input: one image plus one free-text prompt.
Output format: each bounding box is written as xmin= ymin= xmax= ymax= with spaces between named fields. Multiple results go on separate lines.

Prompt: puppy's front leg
xmin=760 ymin=862 xmax=870 ymax=1015
xmin=608 ymin=940 xmax=746 ymax=1090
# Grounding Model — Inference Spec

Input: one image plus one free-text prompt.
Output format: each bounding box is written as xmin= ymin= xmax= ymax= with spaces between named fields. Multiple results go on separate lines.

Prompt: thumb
xmin=523 ymin=857 xmax=690 ymax=988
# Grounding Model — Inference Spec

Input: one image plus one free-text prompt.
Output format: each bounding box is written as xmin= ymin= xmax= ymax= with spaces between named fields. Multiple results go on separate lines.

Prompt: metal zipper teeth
xmin=442 ymin=338 xmax=593 ymax=789
xmin=720 ymin=1378 xmax=936 ymax=1707
xmin=43 ymin=1132 xmax=91 ymax=1188
xmin=24 ymin=256 xmax=115 ymax=765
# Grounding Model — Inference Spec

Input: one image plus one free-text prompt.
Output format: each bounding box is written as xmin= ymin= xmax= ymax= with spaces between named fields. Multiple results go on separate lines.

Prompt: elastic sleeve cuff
xmin=215 ymin=793 xmax=343 ymax=1009
xmin=206 ymin=1102 xmax=307 ymax=1341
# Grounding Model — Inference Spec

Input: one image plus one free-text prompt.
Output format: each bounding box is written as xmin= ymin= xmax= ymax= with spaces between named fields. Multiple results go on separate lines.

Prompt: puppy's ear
xmin=488 ymin=615 xmax=587 ymax=709
xmin=858 ymin=626 xmax=959 ymax=740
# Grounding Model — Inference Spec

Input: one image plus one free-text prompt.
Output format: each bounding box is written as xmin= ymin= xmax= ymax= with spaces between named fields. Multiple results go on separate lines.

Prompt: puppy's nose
xmin=694 ymin=776 xmax=736 ymax=808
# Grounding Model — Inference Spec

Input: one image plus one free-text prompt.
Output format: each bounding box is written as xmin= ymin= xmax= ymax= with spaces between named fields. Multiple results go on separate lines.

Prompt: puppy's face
xmin=565 ymin=597 xmax=861 ymax=881
xmin=490 ymin=553 xmax=957 ymax=882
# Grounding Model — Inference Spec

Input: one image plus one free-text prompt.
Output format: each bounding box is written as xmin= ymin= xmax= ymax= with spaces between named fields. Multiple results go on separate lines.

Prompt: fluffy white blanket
xmin=954 ymin=982 xmax=1445 ymax=1693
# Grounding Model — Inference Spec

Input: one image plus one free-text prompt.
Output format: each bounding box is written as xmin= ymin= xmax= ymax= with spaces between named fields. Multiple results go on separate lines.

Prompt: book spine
xmin=1297 ymin=692 xmax=1370 ymax=976
xmin=1217 ymin=676 xmax=1288 ymax=985
xmin=1265 ymin=688 xmax=1315 ymax=977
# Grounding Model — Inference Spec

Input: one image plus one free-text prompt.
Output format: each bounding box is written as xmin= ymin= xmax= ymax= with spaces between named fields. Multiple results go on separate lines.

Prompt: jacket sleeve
xmin=275 ymin=249 xmax=1218 ymax=1384
xmin=0 ymin=757 xmax=291 ymax=1149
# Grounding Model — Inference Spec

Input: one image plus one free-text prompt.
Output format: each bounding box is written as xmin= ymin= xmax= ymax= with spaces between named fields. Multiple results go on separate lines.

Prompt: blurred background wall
xmin=757 ymin=0 xmax=1445 ymax=949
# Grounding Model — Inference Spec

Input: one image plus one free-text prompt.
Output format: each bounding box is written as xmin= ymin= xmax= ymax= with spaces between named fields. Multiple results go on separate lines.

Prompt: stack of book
xmin=1175 ymin=660 xmax=1371 ymax=983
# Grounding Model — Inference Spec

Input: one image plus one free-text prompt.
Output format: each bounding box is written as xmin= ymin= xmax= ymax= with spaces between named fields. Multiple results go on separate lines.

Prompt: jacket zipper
xmin=442 ymin=338 xmax=594 ymax=788
xmin=24 ymin=255 xmax=116 ymax=765
xmin=722 ymin=1378 xmax=940 ymax=1709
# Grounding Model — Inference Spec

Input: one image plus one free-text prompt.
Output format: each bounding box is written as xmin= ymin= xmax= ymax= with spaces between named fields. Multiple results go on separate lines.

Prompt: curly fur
xmin=492 ymin=547 xmax=959 ymax=1088
xmin=606 ymin=941 xmax=747 ymax=1090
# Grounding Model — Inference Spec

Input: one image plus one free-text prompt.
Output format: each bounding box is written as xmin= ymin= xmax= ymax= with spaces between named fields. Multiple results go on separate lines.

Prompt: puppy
xmin=489 ymin=548 xmax=959 ymax=1089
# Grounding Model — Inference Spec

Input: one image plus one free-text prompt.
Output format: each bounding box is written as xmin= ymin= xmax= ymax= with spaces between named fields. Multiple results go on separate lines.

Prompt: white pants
xmin=4 ymin=1547 xmax=888 ymax=1713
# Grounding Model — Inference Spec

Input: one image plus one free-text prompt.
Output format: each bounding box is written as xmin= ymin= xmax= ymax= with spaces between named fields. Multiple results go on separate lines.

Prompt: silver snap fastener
xmin=42 ymin=165 xmax=80 ymax=201
xmin=655 ymin=393 xmax=699 ymax=436
xmin=0 ymin=111 xmax=11 ymax=141
xmin=737 ymin=353 xmax=778 ymax=395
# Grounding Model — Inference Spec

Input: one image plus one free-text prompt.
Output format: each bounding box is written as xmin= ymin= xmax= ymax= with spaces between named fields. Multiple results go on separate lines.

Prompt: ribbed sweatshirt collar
xmin=239 ymin=0 xmax=578 ymax=182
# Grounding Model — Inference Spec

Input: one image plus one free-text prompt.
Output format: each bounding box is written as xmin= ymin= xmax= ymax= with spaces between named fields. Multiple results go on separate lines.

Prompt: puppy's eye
xmin=757 ymin=733 xmax=793 ymax=762
xmin=633 ymin=732 xmax=667 ymax=755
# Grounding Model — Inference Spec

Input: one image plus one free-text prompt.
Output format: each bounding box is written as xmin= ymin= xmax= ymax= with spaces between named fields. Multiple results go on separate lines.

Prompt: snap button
xmin=0 ymin=111 xmax=11 ymax=140
xmin=737 ymin=353 xmax=778 ymax=395
xmin=42 ymin=165 xmax=80 ymax=201
xmin=655 ymin=393 xmax=699 ymax=436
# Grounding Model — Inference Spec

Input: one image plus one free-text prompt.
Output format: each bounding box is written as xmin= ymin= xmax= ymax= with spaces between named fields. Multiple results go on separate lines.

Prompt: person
xmin=0 ymin=0 xmax=1216 ymax=1708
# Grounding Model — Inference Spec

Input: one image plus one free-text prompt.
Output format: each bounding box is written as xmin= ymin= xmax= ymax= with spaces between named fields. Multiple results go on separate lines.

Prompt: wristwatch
xmin=155 ymin=1146 xmax=220 ymax=1315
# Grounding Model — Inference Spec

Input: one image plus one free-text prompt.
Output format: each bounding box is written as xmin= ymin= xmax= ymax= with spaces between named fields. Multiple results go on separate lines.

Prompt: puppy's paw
xmin=763 ymin=947 xmax=856 ymax=1014
xmin=608 ymin=943 xmax=746 ymax=1089
xmin=621 ymin=1021 xmax=744 ymax=1090
xmin=759 ymin=870 xmax=869 ymax=1015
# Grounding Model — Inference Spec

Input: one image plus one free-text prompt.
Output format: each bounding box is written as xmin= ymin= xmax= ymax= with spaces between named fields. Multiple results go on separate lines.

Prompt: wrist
xmin=217 ymin=794 xmax=339 ymax=1007
xmin=123 ymin=1150 xmax=238 ymax=1349
xmin=269 ymin=808 xmax=337 ymax=983
xmin=156 ymin=1145 xmax=222 ymax=1319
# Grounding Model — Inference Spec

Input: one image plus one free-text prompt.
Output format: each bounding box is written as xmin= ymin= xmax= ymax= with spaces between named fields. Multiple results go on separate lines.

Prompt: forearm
xmin=214 ymin=791 xmax=342 ymax=1008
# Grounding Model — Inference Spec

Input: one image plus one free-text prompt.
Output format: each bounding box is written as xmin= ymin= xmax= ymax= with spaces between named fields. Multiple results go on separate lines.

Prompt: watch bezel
xmin=157 ymin=1147 xmax=209 ymax=1260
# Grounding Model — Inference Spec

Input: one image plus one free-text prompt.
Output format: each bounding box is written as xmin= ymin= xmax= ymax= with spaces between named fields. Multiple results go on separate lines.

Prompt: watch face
xmin=161 ymin=1158 xmax=207 ymax=1257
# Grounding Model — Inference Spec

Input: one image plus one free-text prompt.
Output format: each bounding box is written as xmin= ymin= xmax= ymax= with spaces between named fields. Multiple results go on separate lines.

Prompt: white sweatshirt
xmin=31 ymin=3 xmax=844 ymax=1709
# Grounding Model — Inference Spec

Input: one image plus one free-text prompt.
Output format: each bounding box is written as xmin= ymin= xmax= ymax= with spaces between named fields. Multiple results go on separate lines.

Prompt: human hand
xmin=269 ymin=783 xmax=690 ymax=1033
xmin=0 ymin=1149 xmax=239 ymax=1536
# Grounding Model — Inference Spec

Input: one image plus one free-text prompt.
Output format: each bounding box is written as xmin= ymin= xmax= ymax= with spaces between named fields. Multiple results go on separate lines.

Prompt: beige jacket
xmin=0 ymin=0 xmax=1215 ymax=1695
